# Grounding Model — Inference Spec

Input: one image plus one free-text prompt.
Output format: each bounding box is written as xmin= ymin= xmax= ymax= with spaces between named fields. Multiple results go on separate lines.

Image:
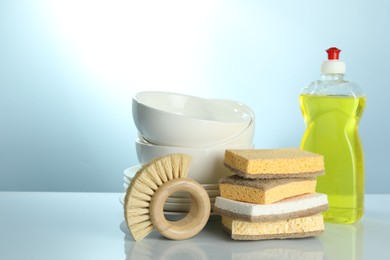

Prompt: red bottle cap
xmin=326 ymin=47 xmax=341 ymax=60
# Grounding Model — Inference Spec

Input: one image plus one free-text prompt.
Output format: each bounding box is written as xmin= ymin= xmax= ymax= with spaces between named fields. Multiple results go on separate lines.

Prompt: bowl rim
xmin=135 ymin=137 xmax=254 ymax=150
xmin=133 ymin=91 xmax=253 ymax=124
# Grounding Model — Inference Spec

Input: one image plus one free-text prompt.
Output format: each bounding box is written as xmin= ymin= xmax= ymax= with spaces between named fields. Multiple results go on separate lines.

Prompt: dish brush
xmin=124 ymin=153 xmax=210 ymax=241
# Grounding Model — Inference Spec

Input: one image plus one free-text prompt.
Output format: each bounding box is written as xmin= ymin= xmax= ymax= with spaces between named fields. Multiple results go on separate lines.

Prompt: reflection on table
xmin=121 ymin=218 xmax=326 ymax=260
xmin=320 ymin=222 xmax=363 ymax=260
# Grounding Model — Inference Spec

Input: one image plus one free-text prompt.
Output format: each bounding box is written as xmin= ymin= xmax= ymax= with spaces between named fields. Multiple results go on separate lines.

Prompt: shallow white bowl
xmin=132 ymin=91 xmax=252 ymax=147
xmin=135 ymin=138 xmax=254 ymax=184
xmin=138 ymin=111 xmax=255 ymax=148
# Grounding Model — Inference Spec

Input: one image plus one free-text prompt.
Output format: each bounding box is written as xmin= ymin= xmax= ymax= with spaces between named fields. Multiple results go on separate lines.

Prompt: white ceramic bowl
xmin=209 ymin=98 xmax=255 ymax=146
xmin=137 ymin=99 xmax=255 ymax=148
xmin=132 ymin=91 xmax=253 ymax=147
xmin=135 ymin=138 xmax=254 ymax=184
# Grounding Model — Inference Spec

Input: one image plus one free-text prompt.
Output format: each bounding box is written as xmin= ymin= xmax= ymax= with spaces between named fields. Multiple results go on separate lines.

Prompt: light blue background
xmin=1 ymin=1 xmax=389 ymax=192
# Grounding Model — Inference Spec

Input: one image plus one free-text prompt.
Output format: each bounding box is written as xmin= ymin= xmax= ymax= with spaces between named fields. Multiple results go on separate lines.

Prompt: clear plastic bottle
xmin=300 ymin=47 xmax=366 ymax=224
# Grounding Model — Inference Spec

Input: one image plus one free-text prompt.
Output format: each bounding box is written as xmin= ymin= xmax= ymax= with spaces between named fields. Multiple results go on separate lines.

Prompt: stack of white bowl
xmin=122 ymin=91 xmax=255 ymax=215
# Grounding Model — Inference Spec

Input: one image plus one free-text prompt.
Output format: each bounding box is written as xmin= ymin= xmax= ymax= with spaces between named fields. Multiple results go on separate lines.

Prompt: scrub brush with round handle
xmin=124 ymin=153 xmax=211 ymax=241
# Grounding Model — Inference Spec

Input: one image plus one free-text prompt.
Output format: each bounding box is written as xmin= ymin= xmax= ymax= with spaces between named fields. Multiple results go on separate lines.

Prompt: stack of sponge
xmin=214 ymin=148 xmax=328 ymax=240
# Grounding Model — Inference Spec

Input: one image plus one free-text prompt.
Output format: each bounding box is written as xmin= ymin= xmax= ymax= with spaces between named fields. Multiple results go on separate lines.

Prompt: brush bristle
xmin=124 ymin=153 xmax=192 ymax=241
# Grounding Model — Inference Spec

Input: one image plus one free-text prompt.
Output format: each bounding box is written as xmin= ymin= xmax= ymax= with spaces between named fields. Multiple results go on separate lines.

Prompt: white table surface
xmin=0 ymin=192 xmax=389 ymax=260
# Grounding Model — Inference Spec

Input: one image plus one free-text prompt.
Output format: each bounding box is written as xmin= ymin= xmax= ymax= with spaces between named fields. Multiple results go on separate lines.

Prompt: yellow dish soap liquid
xmin=300 ymin=47 xmax=366 ymax=224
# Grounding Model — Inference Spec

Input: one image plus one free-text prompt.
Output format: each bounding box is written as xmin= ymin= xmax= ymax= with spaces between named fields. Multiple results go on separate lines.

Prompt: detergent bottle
xmin=300 ymin=47 xmax=366 ymax=224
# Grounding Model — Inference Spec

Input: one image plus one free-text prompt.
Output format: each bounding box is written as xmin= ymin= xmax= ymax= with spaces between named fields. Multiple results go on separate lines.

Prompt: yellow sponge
xmin=222 ymin=213 xmax=324 ymax=240
xmin=224 ymin=148 xmax=324 ymax=178
xmin=219 ymin=175 xmax=317 ymax=204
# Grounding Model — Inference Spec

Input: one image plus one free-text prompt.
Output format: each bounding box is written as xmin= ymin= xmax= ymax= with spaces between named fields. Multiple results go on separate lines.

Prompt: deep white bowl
xmin=135 ymin=138 xmax=254 ymax=184
xmin=132 ymin=91 xmax=253 ymax=147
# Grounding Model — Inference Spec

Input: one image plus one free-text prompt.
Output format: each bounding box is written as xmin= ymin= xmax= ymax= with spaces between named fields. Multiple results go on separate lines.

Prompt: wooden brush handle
xmin=150 ymin=178 xmax=211 ymax=240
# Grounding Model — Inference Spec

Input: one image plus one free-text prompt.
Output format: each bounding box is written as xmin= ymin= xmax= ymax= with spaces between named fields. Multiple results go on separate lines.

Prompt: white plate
xmin=120 ymin=191 xmax=219 ymax=202
xmin=119 ymin=197 xmax=218 ymax=220
xmin=163 ymin=211 xmax=219 ymax=221
xmin=164 ymin=211 xmax=213 ymax=216
xmin=169 ymin=190 xmax=220 ymax=198
xmin=123 ymin=176 xmax=132 ymax=185
xmin=162 ymin=211 xmax=217 ymax=216
xmin=123 ymin=176 xmax=219 ymax=191
xmin=200 ymin=183 xmax=219 ymax=189
xmin=166 ymin=197 xmax=216 ymax=203
xmin=119 ymin=194 xmax=215 ymax=206
xmin=163 ymin=202 xmax=214 ymax=212
xmin=123 ymin=166 xmax=220 ymax=189
xmin=123 ymin=176 xmax=131 ymax=185
xmin=123 ymin=165 xmax=140 ymax=179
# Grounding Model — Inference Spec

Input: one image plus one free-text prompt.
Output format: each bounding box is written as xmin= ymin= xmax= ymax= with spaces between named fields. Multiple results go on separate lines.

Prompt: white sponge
xmin=214 ymin=193 xmax=328 ymax=222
